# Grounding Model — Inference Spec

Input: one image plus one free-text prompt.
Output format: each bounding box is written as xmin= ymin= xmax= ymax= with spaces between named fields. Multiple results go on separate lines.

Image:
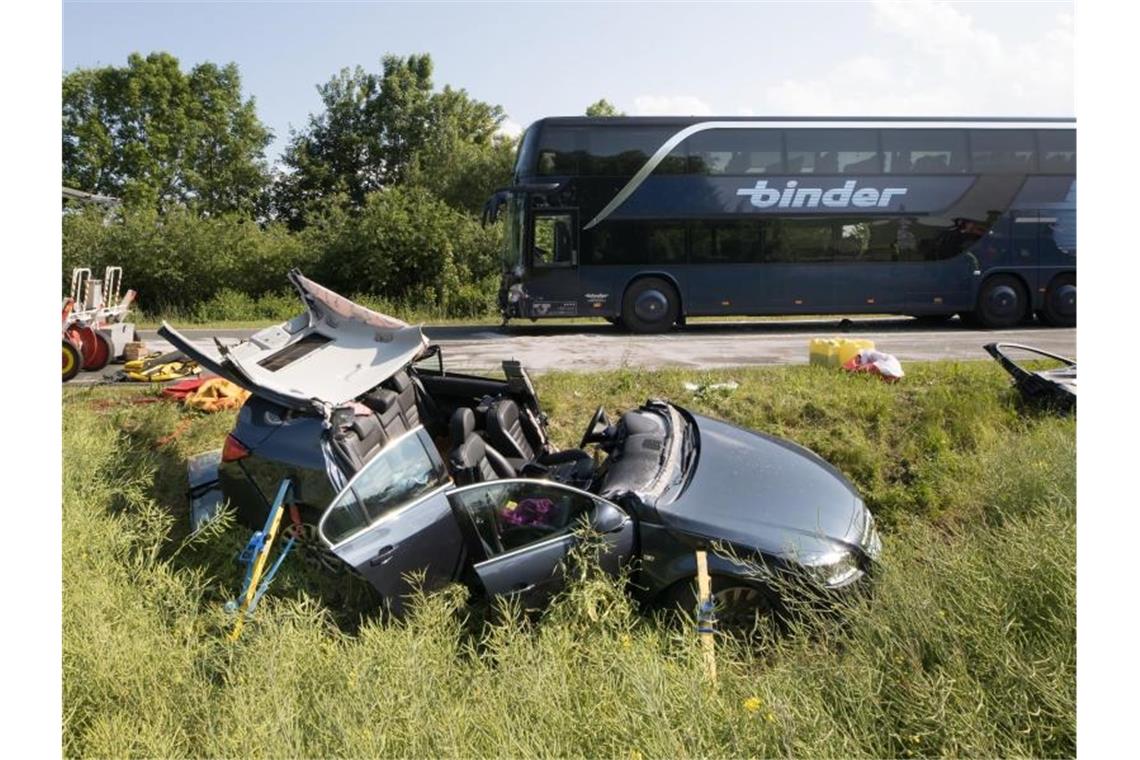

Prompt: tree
xmin=275 ymin=53 xmax=511 ymax=226
xmin=62 ymin=52 xmax=273 ymax=215
xmin=585 ymin=98 xmax=623 ymax=117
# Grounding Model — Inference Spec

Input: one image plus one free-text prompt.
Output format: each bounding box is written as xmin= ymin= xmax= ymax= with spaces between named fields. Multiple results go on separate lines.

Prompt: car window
xmin=450 ymin=481 xmax=597 ymax=556
xmin=321 ymin=428 xmax=448 ymax=545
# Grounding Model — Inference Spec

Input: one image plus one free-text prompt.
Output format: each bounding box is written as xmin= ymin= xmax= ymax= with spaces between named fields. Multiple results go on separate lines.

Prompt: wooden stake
xmin=695 ymin=550 xmax=717 ymax=683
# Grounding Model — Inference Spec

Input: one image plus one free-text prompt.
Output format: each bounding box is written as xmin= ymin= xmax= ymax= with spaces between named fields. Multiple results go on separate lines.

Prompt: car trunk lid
xmin=158 ymin=270 xmax=429 ymax=417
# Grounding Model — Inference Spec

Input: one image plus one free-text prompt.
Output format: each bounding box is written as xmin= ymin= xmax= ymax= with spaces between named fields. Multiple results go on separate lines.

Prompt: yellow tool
xmin=227 ymin=479 xmax=293 ymax=641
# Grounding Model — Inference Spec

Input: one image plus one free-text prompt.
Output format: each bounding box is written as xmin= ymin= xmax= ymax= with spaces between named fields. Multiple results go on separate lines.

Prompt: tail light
xmin=221 ymin=433 xmax=250 ymax=463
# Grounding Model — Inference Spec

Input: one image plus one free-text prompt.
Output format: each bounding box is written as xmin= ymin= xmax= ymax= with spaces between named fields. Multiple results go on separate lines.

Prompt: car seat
xmin=485 ymin=398 xmax=595 ymax=486
xmin=448 ymin=407 xmax=515 ymax=485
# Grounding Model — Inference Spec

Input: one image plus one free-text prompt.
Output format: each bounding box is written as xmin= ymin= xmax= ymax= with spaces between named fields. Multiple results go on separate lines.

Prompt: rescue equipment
xmin=62 ymin=266 xmax=139 ymax=381
xmin=226 ymin=478 xmax=299 ymax=640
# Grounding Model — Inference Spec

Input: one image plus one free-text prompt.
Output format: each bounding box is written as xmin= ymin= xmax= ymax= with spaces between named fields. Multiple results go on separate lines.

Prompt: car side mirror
xmin=590 ymin=501 xmax=628 ymax=534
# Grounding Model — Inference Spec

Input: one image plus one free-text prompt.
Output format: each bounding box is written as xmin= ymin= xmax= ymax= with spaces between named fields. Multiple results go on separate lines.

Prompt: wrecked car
xmin=984 ymin=342 xmax=1075 ymax=412
xmin=162 ymin=270 xmax=881 ymax=620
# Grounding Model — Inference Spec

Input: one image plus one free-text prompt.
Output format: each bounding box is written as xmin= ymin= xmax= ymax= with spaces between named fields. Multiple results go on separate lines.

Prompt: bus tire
xmin=621 ymin=277 xmax=679 ymax=334
xmin=1040 ymin=273 xmax=1076 ymax=327
xmin=973 ymin=274 xmax=1028 ymax=329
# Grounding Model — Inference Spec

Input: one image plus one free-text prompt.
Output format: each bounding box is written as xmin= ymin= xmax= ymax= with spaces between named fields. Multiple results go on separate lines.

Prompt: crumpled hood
xmin=658 ymin=413 xmax=868 ymax=560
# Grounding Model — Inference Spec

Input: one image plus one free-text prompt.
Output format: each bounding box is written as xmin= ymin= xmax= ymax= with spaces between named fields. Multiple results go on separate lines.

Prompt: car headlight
xmin=805 ymin=550 xmax=863 ymax=588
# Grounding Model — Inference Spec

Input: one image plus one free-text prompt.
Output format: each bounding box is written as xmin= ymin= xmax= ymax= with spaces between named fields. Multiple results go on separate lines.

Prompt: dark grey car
xmin=165 ymin=270 xmax=881 ymax=618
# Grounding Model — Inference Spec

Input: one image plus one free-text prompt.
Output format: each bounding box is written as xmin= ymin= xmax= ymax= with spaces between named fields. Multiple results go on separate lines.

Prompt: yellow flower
xmin=743 ymin=696 xmax=762 ymax=714
xmin=619 ymin=633 xmax=632 ymax=649
xmin=765 ymin=712 xmax=776 ymax=723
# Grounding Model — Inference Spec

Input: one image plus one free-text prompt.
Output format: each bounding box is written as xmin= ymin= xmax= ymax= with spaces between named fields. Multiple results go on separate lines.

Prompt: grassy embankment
xmin=63 ymin=361 xmax=1074 ymax=757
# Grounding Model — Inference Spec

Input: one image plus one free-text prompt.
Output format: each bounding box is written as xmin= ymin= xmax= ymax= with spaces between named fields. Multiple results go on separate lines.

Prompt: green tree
xmin=585 ymin=98 xmax=623 ymax=117
xmin=275 ymin=53 xmax=511 ymax=225
xmin=62 ymin=52 xmax=273 ymax=215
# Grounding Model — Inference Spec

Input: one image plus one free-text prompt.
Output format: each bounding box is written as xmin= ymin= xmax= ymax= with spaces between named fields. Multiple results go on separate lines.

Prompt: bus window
xmin=533 ymin=213 xmax=576 ymax=267
xmin=585 ymin=126 xmax=675 ymax=175
xmin=882 ymin=129 xmax=968 ymax=173
xmin=686 ymin=129 xmax=784 ymax=175
xmin=537 ymin=127 xmax=586 ymax=176
xmin=1038 ymin=130 xmax=1076 ymax=173
xmin=690 ymin=221 xmax=762 ymax=263
xmin=970 ymin=130 xmax=1037 ymax=172
xmin=764 ymin=219 xmax=834 ymax=262
xmin=786 ymin=129 xmax=881 ymax=174
xmin=646 ymin=225 xmax=686 ymax=263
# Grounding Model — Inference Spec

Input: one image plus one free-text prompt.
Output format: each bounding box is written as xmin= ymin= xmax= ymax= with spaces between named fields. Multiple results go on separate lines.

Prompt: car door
xmin=447 ymin=479 xmax=634 ymax=609
xmin=318 ymin=428 xmax=464 ymax=615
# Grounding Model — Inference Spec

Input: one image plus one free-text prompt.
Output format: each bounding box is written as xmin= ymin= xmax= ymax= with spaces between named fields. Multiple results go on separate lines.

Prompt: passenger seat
xmin=485 ymin=399 xmax=594 ymax=486
xmin=448 ymin=408 xmax=515 ymax=486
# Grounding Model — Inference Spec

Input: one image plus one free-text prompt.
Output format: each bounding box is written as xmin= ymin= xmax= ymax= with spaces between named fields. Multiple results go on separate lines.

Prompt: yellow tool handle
xmin=229 ymin=504 xmax=287 ymax=641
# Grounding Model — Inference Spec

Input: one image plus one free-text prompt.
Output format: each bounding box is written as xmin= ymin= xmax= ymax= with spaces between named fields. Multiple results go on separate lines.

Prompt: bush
xmin=61 ymin=187 xmax=503 ymax=320
xmin=62 ymin=207 xmax=312 ymax=312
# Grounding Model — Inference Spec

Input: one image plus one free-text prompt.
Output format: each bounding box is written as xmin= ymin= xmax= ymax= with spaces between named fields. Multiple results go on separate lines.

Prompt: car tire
xmin=657 ymin=574 xmax=782 ymax=635
xmin=621 ymin=277 xmax=679 ymax=334
xmin=62 ymin=340 xmax=81 ymax=382
xmin=973 ymin=274 xmax=1028 ymax=329
xmin=1040 ymin=273 xmax=1076 ymax=327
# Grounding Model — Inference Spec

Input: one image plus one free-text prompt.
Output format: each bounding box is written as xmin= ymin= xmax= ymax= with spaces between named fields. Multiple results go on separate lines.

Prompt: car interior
xmin=325 ymin=358 xmax=673 ymax=503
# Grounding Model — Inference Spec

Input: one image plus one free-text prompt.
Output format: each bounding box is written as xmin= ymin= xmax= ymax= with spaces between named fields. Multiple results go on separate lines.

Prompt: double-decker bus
xmin=484 ymin=116 xmax=1075 ymax=332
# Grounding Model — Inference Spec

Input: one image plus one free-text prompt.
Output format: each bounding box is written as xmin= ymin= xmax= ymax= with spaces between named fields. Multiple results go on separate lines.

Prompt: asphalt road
xmin=68 ymin=316 xmax=1076 ymax=385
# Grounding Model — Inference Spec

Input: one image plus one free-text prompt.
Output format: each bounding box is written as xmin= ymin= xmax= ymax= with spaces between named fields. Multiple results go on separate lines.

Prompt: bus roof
xmin=530 ymin=116 xmax=1075 ymax=130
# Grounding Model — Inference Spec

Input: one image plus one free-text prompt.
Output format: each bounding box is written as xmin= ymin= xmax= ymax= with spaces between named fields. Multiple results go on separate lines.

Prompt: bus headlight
xmin=507 ymin=283 xmax=525 ymax=303
xmin=805 ymin=550 xmax=863 ymax=588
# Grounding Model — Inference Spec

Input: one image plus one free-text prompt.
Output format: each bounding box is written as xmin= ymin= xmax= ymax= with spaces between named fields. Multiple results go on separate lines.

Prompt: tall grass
xmin=63 ymin=361 xmax=1074 ymax=757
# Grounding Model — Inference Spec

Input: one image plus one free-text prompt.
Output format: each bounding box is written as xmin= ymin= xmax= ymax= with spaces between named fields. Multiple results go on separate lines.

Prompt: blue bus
xmin=484 ymin=117 xmax=1075 ymax=332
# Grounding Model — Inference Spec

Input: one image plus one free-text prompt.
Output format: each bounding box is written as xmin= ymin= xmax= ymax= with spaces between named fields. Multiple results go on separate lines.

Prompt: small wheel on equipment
xmin=621 ymin=277 xmax=679 ymax=334
xmin=62 ymin=340 xmax=81 ymax=382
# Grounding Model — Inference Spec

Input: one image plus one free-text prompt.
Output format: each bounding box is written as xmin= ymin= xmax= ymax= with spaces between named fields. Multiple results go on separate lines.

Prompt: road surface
xmin=68 ymin=317 xmax=1076 ymax=384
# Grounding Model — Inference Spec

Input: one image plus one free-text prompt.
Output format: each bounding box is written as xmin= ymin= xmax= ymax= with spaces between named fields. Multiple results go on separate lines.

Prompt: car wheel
xmin=62 ymin=340 xmax=81 ymax=382
xmin=621 ymin=277 xmax=679 ymax=334
xmin=973 ymin=274 xmax=1028 ymax=329
xmin=280 ymin=516 xmax=346 ymax=575
xmin=658 ymin=574 xmax=781 ymax=635
xmin=1040 ymin=273 xmax=1076 ymax=327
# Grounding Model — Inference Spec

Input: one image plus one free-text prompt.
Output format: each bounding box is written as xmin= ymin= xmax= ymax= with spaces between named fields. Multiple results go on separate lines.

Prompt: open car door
xmin=158 ymin=269 xmax=429 ymax=416
xmin=446 ymin=479 xmax=634 ymax=609
xmin=317 ymin=428 xmax=465 ymax=616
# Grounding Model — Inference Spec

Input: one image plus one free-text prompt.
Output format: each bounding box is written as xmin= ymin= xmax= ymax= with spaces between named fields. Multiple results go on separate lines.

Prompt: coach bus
xmin=483 ymin=116 xmax=1075 ymax=332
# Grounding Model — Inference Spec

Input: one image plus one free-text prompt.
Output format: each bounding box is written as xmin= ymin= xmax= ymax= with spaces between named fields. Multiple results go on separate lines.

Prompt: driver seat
xmin=448 ymin=408 xmax=515 ymax=486
xmin=485 ymin=398 xmax=594 ymax=486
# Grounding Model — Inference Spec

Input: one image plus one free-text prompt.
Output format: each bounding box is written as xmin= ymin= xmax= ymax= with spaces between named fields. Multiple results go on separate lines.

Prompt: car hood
xmin=658 ymin=413 xmax=868 ymax=560
xmin=158 ymin=270 xmax=429 ymax=417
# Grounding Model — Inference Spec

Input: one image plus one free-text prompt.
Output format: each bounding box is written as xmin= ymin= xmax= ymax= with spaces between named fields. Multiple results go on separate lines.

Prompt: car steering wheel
xmin=579 ymin=405 xmax=610 ymax=448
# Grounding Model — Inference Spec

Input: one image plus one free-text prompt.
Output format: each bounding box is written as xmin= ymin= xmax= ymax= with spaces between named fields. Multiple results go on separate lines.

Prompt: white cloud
xmin=631 ymin=95 xmax=713 ymax=116
xmin=497 ymin=118 xmax=524 ymax=139
xmin=753 ymin=0 xmax=1073 ymax=116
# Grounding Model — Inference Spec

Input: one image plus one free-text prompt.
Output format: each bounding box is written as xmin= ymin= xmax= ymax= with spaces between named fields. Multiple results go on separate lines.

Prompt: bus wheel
xmin=1040 ymin=273 xmax=1076 ymax=327
xmin=622 ymin=277 xmax=679 ymax=334
xmin=974 ymin=275 xmax=1027 ymax=329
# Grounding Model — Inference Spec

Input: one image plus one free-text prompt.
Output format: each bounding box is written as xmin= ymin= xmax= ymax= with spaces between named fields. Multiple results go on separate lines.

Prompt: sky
xmin=63 ymin=0 xmax=1074 ymax=164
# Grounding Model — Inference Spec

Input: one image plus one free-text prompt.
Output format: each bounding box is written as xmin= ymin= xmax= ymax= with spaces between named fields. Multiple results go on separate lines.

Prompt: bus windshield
xmin=502 ymin=193 xmax=525 ymax=271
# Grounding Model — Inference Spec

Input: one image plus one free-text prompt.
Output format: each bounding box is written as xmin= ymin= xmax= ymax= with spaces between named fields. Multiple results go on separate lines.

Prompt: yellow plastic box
xmin=809 ymin=338 xmax=875 ymax=368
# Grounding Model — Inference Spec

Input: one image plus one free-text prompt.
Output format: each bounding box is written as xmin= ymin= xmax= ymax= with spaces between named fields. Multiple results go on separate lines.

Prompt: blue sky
xmin=63 ymin=1 xmax=1074 ymax=164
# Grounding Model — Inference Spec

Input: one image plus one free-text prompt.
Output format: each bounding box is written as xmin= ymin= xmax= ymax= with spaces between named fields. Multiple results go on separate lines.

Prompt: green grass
xmin=62 ymin=361 xmax=1074 ymax=757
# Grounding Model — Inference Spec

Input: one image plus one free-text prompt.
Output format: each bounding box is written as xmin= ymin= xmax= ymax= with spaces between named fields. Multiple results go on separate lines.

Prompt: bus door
xmin=525 ymin=208 xmax=581 ymax=318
